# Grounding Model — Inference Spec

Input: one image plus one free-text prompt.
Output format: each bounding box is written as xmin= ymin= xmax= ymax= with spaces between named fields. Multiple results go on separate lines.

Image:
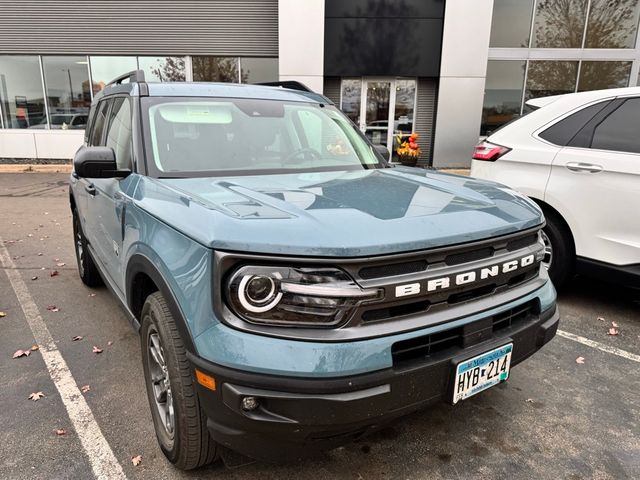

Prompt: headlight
xmin=226 ymin=265 xmax=382 ymax=327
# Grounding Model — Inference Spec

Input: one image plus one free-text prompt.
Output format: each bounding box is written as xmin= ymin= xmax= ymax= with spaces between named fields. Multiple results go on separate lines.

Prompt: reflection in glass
xmin=89 ymin=56 xmax=138 ymax=95
xmin=0 ymin=56 xmax=46 ymax=129
xmin=340 ymin=79 xmax=362 ymax=124
xmin=365 ymin=82 xmax=390 ymax=147
xmin=392 ymin=79 xmax=416 ymax=162
xmin=481 ymin=60 xmax=526 ymax=136
xmin=41 ymin=56 xmax=91 ymax=129
xmin=138 ymin=57 xmax=186 ymax=82
xmin=490 ymin=0 xmax=535 ymax=47
xmin=531 ymin=0 xmax=588 ymax=48
xmin=578 ymin=61 xmax=632 ymax=91
xmin=192 ymin=57 xmax=238 ymax=83
xmin=585 ymin=0 xmax=640 ymax=48
xmin=240 ymin=58 xmax=278 ymax=84
xmin=525 ymin=61 xmax=578 ymax=102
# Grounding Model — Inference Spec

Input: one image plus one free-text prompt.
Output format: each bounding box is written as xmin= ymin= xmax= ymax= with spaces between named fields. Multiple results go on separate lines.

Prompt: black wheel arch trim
xmin=126 ymin=254 xmax=196 ymax=352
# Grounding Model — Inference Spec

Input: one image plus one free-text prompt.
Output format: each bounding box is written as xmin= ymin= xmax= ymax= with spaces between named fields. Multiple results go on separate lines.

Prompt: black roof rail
xmin=107 ymin=69 xmax=146 ymax=86
xmin=255 ymin=81 xmax=313 ymax=93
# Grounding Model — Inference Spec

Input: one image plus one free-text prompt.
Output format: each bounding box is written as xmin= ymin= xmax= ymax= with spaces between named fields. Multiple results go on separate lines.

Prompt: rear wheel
xmin=72 ymin=209 xmax=103 ymax=287
xmin=141 ymin=292 xmax=219 ymax=470
xmin=541 ymin=209 xmax=575 ymax=289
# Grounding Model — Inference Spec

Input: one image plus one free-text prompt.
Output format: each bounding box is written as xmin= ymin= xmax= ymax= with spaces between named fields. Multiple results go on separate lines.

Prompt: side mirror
xmin=374 ymin=144 xmax=390 ymax=162
xmin=73 ymin=146 xmax=130 ymax=179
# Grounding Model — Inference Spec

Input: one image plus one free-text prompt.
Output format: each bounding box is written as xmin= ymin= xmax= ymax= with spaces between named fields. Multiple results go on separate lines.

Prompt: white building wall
xmin=0 ymin=130 xmax=84 ymax=160
xmin=433 ymin=0 xmax=494 ymax=168
xmin=278 ymin=0 xmax=325 ymax=94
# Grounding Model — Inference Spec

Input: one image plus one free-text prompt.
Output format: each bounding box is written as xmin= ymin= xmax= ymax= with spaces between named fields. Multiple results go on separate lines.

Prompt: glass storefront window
xmin=392 ymin=79 xmax=416 ymax=162
xmin=578 ymin=61 xmax=632 ymax=91
xmin=364 ymin=81 xmax=391 ymax=148
xmin=192 ymin=56 xmax=238 ymax=82
xmin=340 ymin=79 xmax=362 ymax=124
xmin=0 ymin=56 xmax=46 ymax=129
xmin=490 ymin=0 xmax=535 ymax=47
xmin=138 ymin=56 xmax=186 ymax=82
xmin=531 ymin=0 xmax=588 ymax=48
xmin=585 ymin=0 xmax=640 ymax=48
xmin=89 ymin=56 xmax=138 ymax=94
xmin=240 ymin=58 xmax=278 ymax=84
xmin=481 ymin=60 xmax=526 ymax=136
xmin=42 ymin=56 xmax=91 ymax=129
xmin=525 ymin=61 xmax=579 ymax=102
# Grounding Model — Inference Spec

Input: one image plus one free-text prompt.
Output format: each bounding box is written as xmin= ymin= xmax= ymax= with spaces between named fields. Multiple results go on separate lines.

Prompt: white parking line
xmin=557 ymin=329 xmax=640 ymax=363
xmin=0 ymin=240 xmax=127 ymax=480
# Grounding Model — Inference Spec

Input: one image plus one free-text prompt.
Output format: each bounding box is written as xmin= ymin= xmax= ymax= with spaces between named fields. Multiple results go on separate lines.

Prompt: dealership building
xmin=1 ymin=0 xmax=639 ymax=168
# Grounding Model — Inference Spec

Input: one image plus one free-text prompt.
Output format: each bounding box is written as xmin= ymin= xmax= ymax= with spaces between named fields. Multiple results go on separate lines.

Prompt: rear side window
xmin=105 ymin=97 xmax=133 ymax=169
xmin=89 ymin=100 xmax=111 ymax=146
xmin=591 ymin=98 xmax=640 ymax=154
xmin=539 ymin=101 xmax=610 ymax=146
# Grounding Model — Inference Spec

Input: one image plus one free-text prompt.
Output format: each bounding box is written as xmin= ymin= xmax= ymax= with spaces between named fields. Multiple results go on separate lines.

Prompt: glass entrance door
xmin=340 ymin=77 xmax=417 ymax=161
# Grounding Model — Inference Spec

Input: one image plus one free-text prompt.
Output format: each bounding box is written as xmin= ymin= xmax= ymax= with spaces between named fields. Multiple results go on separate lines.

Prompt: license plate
xmin=452 ymin=343 xmax=513 ymax=404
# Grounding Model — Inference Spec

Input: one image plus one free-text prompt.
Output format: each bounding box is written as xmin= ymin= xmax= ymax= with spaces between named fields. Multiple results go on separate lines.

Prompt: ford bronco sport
xmin=69 ymin=71 xmax=559 ymax=469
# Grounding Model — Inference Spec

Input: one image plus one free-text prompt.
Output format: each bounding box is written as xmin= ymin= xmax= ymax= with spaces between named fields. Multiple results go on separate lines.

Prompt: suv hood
xmin=134 ymin=167 xmax=543 ymax=257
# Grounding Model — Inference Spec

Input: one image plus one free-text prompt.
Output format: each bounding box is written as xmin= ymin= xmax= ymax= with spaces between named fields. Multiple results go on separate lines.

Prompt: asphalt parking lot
xmin=1 ymin=172 xmax=639 ymax=480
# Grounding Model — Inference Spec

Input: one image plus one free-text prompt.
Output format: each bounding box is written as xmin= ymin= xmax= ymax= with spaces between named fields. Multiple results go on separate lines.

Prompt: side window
xmin=89 ymin=100 xmax=111 ymax=146
xmin=539 ymin=101 xmax=610 ymax=146
xmin=591 ymin=98 xmax=640 ymax=154
xmin=105 ymin=97 xmax=133 ymax=169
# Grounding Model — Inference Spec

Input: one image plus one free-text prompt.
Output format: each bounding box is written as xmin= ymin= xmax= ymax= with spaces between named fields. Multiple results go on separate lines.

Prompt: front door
xmin=340 ymin=78 xmax=417 ymax=161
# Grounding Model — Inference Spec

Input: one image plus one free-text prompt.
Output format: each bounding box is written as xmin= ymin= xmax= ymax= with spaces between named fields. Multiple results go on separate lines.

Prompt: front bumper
xmin=188 ymin=303 xmax=559 ymax=462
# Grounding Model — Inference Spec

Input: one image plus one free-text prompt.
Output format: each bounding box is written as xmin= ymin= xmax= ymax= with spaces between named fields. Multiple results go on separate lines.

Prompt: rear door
xmin=547 ymin=97 xmax=640 ymax=266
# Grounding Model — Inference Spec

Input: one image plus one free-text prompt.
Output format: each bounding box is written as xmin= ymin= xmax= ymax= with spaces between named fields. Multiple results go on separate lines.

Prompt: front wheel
xmin=140 ymin=292 xmax=219 ymax=470
xmin=72 ymin=209 xmax=103 ymax=287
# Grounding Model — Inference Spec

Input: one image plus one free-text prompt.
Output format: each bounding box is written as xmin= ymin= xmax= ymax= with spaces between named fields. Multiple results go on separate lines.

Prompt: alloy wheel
xmin=147 ymin=328 xmax=175 ymax=439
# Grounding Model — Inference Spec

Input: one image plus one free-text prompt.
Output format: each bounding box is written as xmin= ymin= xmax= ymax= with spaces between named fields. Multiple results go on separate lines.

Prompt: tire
xmin=541 ymin=209 xmax=575 ymax=289
xmin=72 ymin=209 xmax=103 ymax=287
xmin=140 ymin=292 xmax=219 ymax=470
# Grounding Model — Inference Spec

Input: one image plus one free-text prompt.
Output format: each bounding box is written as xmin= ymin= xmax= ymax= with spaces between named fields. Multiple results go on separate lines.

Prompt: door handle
xmin=565 ymin=162 xmax=603 ymax=173
xmin=85 ymin=183 xmax=97 ymax=196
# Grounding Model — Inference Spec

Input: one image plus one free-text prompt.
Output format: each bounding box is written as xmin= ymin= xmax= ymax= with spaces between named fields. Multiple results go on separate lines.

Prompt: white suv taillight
xmin=472 ymin=141 xmax=511 ymax=161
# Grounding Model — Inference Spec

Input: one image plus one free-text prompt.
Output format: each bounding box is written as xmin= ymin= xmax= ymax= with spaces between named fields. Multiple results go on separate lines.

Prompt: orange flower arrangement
xmin=395 ymin=132 xmax=421 ymax=165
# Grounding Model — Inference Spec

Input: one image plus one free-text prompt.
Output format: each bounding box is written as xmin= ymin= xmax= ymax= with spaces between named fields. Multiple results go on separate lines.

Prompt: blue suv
xmin=70 ymin=71 xmax=559 ymax=469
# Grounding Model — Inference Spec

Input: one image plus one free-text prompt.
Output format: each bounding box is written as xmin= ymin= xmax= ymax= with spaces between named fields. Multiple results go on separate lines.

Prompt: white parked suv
xmin=471 ymin=87 xmax=640 ymax=289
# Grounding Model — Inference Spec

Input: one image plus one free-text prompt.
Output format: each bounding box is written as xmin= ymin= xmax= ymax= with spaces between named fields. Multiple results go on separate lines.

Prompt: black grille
xmin=492 ymin=300 xmax=537 ymax=332
xmin=506 ymin=234 xmax=538 ymax=252
xmin=391 ymin=300 xmax=538 ymax=365
xmin=444 ymin=247 xmax=494 ymax=266
xmin=359 ymin=260 xmax=427 ymax=280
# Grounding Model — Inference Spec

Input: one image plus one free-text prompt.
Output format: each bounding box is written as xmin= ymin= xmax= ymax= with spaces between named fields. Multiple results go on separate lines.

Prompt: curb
xmin=0 ymin=164 xmax=73 ymax=173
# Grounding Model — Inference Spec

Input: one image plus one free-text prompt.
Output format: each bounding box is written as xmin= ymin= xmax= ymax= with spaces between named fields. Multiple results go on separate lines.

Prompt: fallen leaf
xmin=27 ymin=233 xmax=33 ymax=237
xmin=13 ymin=349 xmax=31 ymax=359
xmin=72 ymin=335 xmax=83 ymax=341
xmin=576 ymin=356 xmax=585 ymax=364
xmin=597 ymin=316 xmax=605 ymax=321
xmin=608 ymin=328 xmax=619 ymax=336
xmin=30 ymin=344 xmax=39 ymax=351
xmin=92 ymin=346 xmax=103 ymax=354
xmin=525 ymin=398 xmax=534 ymax=403
xmin=81 ymin=385 xmax=90 ymax=393
xmin=28 ymin=391 xmax=44 ymax=401
xmin=54 ymin=429 xmax=66 ymax=436
xmin=611 ymin=321 xmax=619 ymax=328
xmin=107 ymin=341 xmax=113 ymax=346
xmin=0 ymin=312 xmax=6 ymax=318
xmin=31 ymin=276 xmax=38 ymax=281
xmin=37 ymin=253 xmax=43 ymax=256
xmin=131 ymin=455 xmax=142 ymax=466
xmin=46 ymin=305 xmax=59 ymax=312
xmin=50 ymin=270 xmax=59 ymax=277
xmin=56 ymin=262 xmax=66 ymax=267
xmin=88 ymin=293 xmax=96 ymax=297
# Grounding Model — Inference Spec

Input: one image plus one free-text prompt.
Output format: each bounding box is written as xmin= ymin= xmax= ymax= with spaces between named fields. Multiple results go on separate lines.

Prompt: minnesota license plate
xmin=452 ymin=343 xmax=513 ymax=404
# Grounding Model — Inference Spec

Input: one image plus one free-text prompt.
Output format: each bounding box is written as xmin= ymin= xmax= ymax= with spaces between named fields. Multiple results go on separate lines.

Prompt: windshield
xmin=142 ymin=97 xmax=385 ymax=177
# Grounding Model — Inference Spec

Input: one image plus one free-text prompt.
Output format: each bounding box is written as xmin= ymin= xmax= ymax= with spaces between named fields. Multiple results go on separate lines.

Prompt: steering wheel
xmin=283 ymin=147 xmax=322 ymax=164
